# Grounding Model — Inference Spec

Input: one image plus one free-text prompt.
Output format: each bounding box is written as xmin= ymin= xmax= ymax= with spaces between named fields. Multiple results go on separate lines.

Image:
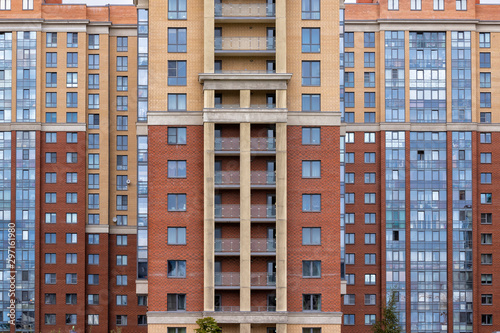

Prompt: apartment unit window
xmin=480 ymin=53 xmax=490 ymax=68
xmin=45 ymin=273 xmax=56 ymax=284
xmin=302 ymin=61 xmax=320 ymax=86
xmin=482 ymin=314 xmax=493 ymax=325
xmin=45 ymin=314 xmax=56 ymax=325
xmin=482 ymin=294 xmax=493 ymax=305
xmin=302 ymin=261 xmax=321 ymax=278
xmin=344 ymin=33 xmax=354 ymax=49
xmin=117 ymin=76 xmax=128 ymax=91
xmin=44 ymin=92 xmax=57 ymax=109
xmin=345 ymin=213 xmax=354 ymax=224
xmin=66 ymin=92 xmax=77 ymax=108
xmin=346 ymin=274 xmax=355 ymax=285
xmin=117 ymin=37 xmax=128 ymax=51
xmin=344 ymin=294 xmax=355 ymax=305
xmin=302 ymin=161 xmax=320 ymax=178
xmin=168 ymin=94 xmax=187 ymax=111
xmin=117 ymin=295 xmax=128 ymax=306
xmin=434 ymin=0 xmax=444 ymax=10
xmin=46 ymin=72 xmax=57 ymax=87
xmin=456 ymin=0 xmax=467 ymax=10
xmin=117 ymin=255 xmax=128 ymax=266
xmin=167 ymin=294 xmax=186 ymax=311
xmin=66 ymin=253 xmax=77 ymax=264
xmin=168 ymin=194 xmax=187 ymax=211
xmin=45 ymin=213 xmax=56 ymax=224
xmin=482 ymin=274 xmax=492 ymax=285
xmin=345 ymin=152 xmax=354 ymax=164
xmin=88 ymin=194 xmax=99 ymax=209
xmin=65 ymin=213 xmax=77 ymax=224
xmin=117 ymin=275 xmax=128 ymax=286
xmin=365 ymin=314 xmax=376 ymax=325
xmin=302 ymin=194 xmax=321 ymax=212
xmin=45 ymin=173 xmax=56 ymax=184
xmin=365 ymin=193 xmax=376 ymax=204
xmin=45 ymin=233 xmax=56 ymax=244
xmin=365 ymin=152 xmax=376 ymax=163
xmin=365 ymin=274 xmax=376 ymax=285
xmin=365 ymin=254 xmax=376 ymax=265
xmin=45 ymin=293 xmax=56 ymax=304
xmin=345 ymin=173 xmax=354 ymax=183
xmin=88 ymin=314 xmax=99 ymax=325
xmin=302 ymin=94 xmax=320 ymax=112
xmin=345 ymin=72 xmax=354 ymax=87
xmin=46 ymin=152 xmax=56 ymax=163
xmin=167 ymin=260 xmax=186 ymax=278
xmin=302 ymin=28 xmax=320 ymax=53
xmin=66 ymin=132 xmax=77 ymax=144
xmin=117 ymin=96 xmax=128 ymax=111
xmin=45 ymin=253 xmax=56 ymax=264
xmin=301 ymin=0 xmax=320 ymax=19
xmin=345 ymin=233 xmax=354 ymax=244
xmin=88 ymin=94 xmax=99 ymax=109
xmin=481 ymin=153 xmax=492 ymax=163
xmin=87 ymin=74 xmax=99 ymax=89
xmin=168 ymin=127 xmax=187 ymax=144
xmin=66 ymin=273 xmax=77 ymax=284
xmin=168 ymin=28 xmax=187 ymax=52
xmin=45 ymin=192 xmax=56 ymax=203
xmin=117 ymin=56 xmax=128 ymax=71
xmin=302 ymin=294 xmax=321 ymax=311
xmin=480 ymin=92 xmax=491 ymax=108
xmin=411 ymin=0 xmax=421 ymax=10
xmin=482 ymin=253 xmax=493 ymax=264
xmin=88 ymin=54 xmax=99 ymax=69
xmin=364 ymin=173 xmax=376 ymax=184
xmin=66 ymin=173 xmax=77 ymax=184
xmin=138 ymin=296 xmax=148 ymax=306
xmin=117 ymin=116 xmax=128 ymax=131
xmin=88 ymin=274 xmax=99 ymax=285
xmin=481 ymin=213 xmax=492 ymax=224
xmin=67 ymin=52 xmax=77 ymax=67
xmin=88 ymin=234 xmax=100 ymax=245
xmin=365 ymin=112 xmax=375 ymax=123
xmin=480 ymin=72 xmax=491 ymax=88
xmin=46 ymin=112 xmax=56 ymax=123
xmin=481 ymin=112 xmax=491 ymax=123
xmin=88 ymin=153 xmax=99 ymax=169
xmin=168 ymin=227 xmax=186 ymax=244
xmin=46 ymin=32 xmax=57 ymax=47
xmin=88 ymin=133 xmax=99 ymax=149
xmin=88 ymin=34 xmax=99 ymax=49
xmin=168 ymin=160 xmax=187 ymax=178
xmin=117 ymin=155 xmax=128 ymax=170
xmin=302 ymin=127 xmax=320 ymax=145
xmin=364 ymin=32 xmax=375 ymax=47
xmin=168 ymin=61 xmax=187 ymax=85
xmin=117 ymin=195 xmax=128 ymax=211
xmin=302 ymin=227 xmax=321 ymax=245
xmin=88 ymin=295 xmax=100 ymax=305
xmin=481 ymin=173 xmax=492 ymax=184
xmin=364 ymin=72 xmax=375 ymax=87
xmin=46 ymin=132 xmax=57 ymax=143
xmin=344 ymin=92 xmax=354 ymax=108
xmin=481 ymin=193 xmax=492 ymax=204
xmin=365 ymin=233 xmax=376 ymax=244
xmin=138 ymin=315 xmax=147 ymax=325
xmin=480 ymin=33 xmax=490 ymax=48
xmin=67 ymin=33 xmax=78 ymax=47
xmin=117 ymin=215 xmax=128 ymax=225
xmin=364 ymin=52 xmax=375 ymax=67
xmin=115 ymin=136 xmax=128 ymax=151
xmin=22 ymin=1 xmax=33 ymax=10
xmin=344 ymin=314 xmax=355 ymax=325
xmin=46 ymin=52 xmax=57 ymax=67
xmin=344 ymin=53 xmax=354 ymax=68
xmin=66 ymin=112 xmax=77 ymax=123
xmin=344 ymin=133 xmax=353 ymax=143
xmin=481 ymin=233 xmax=492 ymax=245
xmin=168 ymin=0 xmax=187 ymax=19
xmin=364 ymin=92 xmax=375 ymax=108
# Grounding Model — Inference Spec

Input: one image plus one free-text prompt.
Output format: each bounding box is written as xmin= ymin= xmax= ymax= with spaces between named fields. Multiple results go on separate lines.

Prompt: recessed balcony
xmin=251 ymin=204 xmax=276 ymax=221
xmin=215 ymin=171 xmax=240 ymax=189
xmin=215 ymin=238 xmax=240 ymax=255
xmin=251 ymin=138 xmax=276 ymax=155
xmin=214 ymin=272 xmax=276 ymax=289
xmin=251 ymin=272 xmax=276 ymax=289
xmin=251 ymin=238 xmax=276 ymax=255
xmin=215 ymin=37 xmax=275 ymax=56
xmin=215 ymin=137 xmax=240 ymax=155
xmin=215 ymin=3 xmax=276 ymax=22
xmin=251 ymin=171 xmax=276 ymax=189
xmin=215 ymin=272 xmax=240 ymax=289
xmin=215 ymin=204 xmax=240 ymax=221
xmin=214 ymin=204 xmax=276 ymax=221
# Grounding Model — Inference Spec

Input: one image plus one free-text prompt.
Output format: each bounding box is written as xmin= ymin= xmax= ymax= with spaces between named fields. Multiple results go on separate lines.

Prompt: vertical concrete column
xmin=204 ymin=0 xmax=215 ymax=73
xmin=204 ymin=122 xmax=215 ymax=311
xmin=240 ymin=123 xmax=251 ymax=311
xmin=275 ymin=0 xmax=286 ymax=73
xmin=240 ymin=90 xmax=251 ymax=108
xmin=205 ymin=90 xmax=215 ymax=109
xmin=276 ymin=90 xmax=287 ymax=109
xmin=277 ymin=324 xmax=287 ymax=333
xmin=275 ymin=122 xmax=287 ymax=311
xmin=240 ymin=323 xmax=251 ymax=333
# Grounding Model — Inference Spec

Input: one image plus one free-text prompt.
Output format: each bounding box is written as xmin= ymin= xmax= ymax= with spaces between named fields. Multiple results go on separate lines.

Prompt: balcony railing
xmin=215 ymin=272 xmax=240 ymax=286
xmin=215 ymin=204 xmax=240 ymax=218
xmin=214 ymin=306 xmax=241 ymax=312
xmin=250 ymin=306 xmax=276 ymax=312
xmin=251 ymin=171 xmax=276 ymax=185
xmin=251 ymin=272 xmax=276 ymax=286
xmin=215 ymin=137 xmax=240 ymax=151
xmin=215 ymin=3 xmax=275 ymax=17
xmin=215 ymin=37 xmax=276 ymax=51
xmin=251 ymin=238 xmax=276 ymax=252
xmin=213 ymin=104 xmax=277 ymax=109
xmin=251 ymin=204 xmax=276 ymax=218
xmin=251 ymin=138 xmax=276 ymax=151
xmin=215 ymin=238 xmax=240 ymax=252
xmin=215 ymin=171 xmax=240 ymax=185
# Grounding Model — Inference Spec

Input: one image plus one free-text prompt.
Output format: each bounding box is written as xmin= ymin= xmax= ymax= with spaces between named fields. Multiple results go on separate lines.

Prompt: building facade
xmin=342 ymin=0 xmax=500 ymax=332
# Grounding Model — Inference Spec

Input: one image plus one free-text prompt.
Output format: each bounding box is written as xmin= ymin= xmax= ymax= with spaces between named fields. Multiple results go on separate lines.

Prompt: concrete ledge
xmin=110 ymin=225 xmax=137 ymax=234
xmin=340 ymin=280 xmax=347 ymax=295
xmin=287 ymin=112 xmax=341 ymax=126
xmin=85 ymin=225 xmax=110 ymax=234
xmin=204 ymin=109 xmax=287 ymax=123
xmin=148 ymin=112 xmax=203 ymax=126
xmin=136 ymin=280 xmax=148 ymax=294
xmin=341 ymin=122 xmax=500 ymax=132
xmin=136 ymin=122 xmax=148 ymax=135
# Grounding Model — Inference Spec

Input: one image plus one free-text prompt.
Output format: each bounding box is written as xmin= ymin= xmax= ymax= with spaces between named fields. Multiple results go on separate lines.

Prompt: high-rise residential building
xmin=0 ymin=1 xmax=148 ymax=332
xmin=342 ymin=0 xmax=500 ymax=332
xmin=143 ymin=0 xmax=345 ymax=332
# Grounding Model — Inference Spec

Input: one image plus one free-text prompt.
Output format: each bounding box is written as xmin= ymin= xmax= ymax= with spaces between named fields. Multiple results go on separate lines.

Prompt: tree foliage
xmin=371 ymin=290 xmax=402 ymax=333
xmin=195 ymin=317 xmax=222 ymax=333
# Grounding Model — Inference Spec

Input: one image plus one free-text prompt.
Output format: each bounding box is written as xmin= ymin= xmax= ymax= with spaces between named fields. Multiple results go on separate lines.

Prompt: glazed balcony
xmin=215 ymin=272 xmax=240 ymax=289
xmin=251 ymin=272 xmax=276 ymax=289
xmin=215 ymin=137 xmax=240 ymax=155
xmin=215 ymin=3 xmax=276 ymax=21
xmin=215 ymin=204 xmax=240 ymax=221
xmin=215 ymin=238 xmax=240 ymax=254
xmin=251 ymin=171 xmax=276 ymax=189
xmin=251 ymin=204 xmax=276 ymax=221
xmin=215 ymin=37 xmax=276 ymax=56
xmin=251 ymin=238 xmax=276 ymax=254
xmin=215 ymin=171 xmax=240 ymax=189
xmin=214 ymin=204 xmax=276 ymax=221
xmin=250 ymin=306 xmax=276 ymax=312
xmin=214 ymin=272 xmax=276 ymax=289
xmin=251 ymin=138 xmax=276 ymax=154
xmin=213 ymin=103 xmax=277 ymax=110
xmin=214 ymin=306 xmax=241 ymax=312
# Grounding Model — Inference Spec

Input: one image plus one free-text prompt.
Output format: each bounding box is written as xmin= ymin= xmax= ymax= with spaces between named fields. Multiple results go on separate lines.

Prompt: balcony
xmin=214 ymin=204 xmax=276 ymax=221
xmin=213 ymin=104 xmax=277 ymax=110
xmin=251 ymin=138 xmax=276 ymax=154
xmin=215 ymin=137 xmax=240 ymax=155
xmin=250 ymin=306 xmax=276 ymax=312
xmin=215 ymin=204 xmax=240 ymax=221
xmin=215 ymin=238 xmax=240 ymax=254
xmin=251 ymin=204 xmax=276 ymax=221
xmin=215 ymin=171 xmax=240 ymax=188
xmin=251 ymin=238 xmax=276 ymax=254
xmin=251 ymin=171 xmax=276 ymax=189
xmin=251 ymin=272 xmax=276 ymax=289
xmin=214 ymin=306 xmax=241 ymax=312
xmin=215 ymin=272 xmax=240 ymax=289
xmin=215 ymin=37 xmax=276 ymax=56
xmin=215 ymin=3 xmax=276 ymax=21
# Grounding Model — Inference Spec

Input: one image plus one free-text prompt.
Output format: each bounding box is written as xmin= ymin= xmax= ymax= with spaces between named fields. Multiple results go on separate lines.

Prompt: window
xmin=481 ymin=193 xmax=492 ymax=204
xmin=45 ymin=192 xmax=56 ymax=203
xmin=45 ymin=213 xmax=57 ymax=225
xmin=117 ymin=275 xmax=129 ymax=286
xmin=302 ymin=194 xmax=321 ymax=212
xmin=46 ymin=112 xmax=57 ymax=123
xmin=482 ymin=314 xmax=492 ymax=325
xmin=302 ymin=261 xmax=321 ymax=278
xmin=168 ymin=227 xmax=186 ymax=244
xmin=117 ymin=36 xmax=128 ymax=51
xmin=302 ymin=227 xmax=321 ymax=245
xmin=345 ymin=32 xmax=354 ymax=48
xmin=66 ymin=233 xmax=77 ymax=244
xmin=168 ymin=94 xmax=187 ymax=111
xmin=66 ymin=112 xmax=77 ymax=123
xmin=88 ymin=54 xmax=99 ymax=69
xmin=46 ymin=132 xmax=57 ymax=143
xmin=480 ymin=72 xmax=491 ymax=88
xmin=88 ymin=153 xmax=99 ymax=169
xmin=482 ymin=274 xmax=492 ymax=285
xmin=117 ymin=235 xmax=128 ymax=246
xmin=117 ymin=96 xmax=128 ymax=111
xmin=345 ymin=152 xmax=354 ymax=163
xmin=46 ymin=32 xmax=57 ymax=47
xmin=365 ymin=254 xmax=376 ymax=265
xmin=345 ymin=92 xmax=354 ymax=108
xmin=303 ymin=294 xmax=321 ymax=311
xmin=168 ymin=61 xmax=187 ymax=85
xmin=88 ymin=133 xmax=99 ymax=149
xmin=481 ymin=173 xmax=492 ymax=184
xmin=115 ymin=116 xmax=128 ymax=131
xmin=138 ymin=315 xmax=147 ymax=325
xmin=46 ymin=52 xmax=57 ymax=67
xmin=364 ymin=32 xmax=375 ymax=47
xmin=66 ymin=213 xmax=77 ymax=224
xmin=46 ymin=72 xmax=57 ymax=87
xmin=364 ymin=112 xmax=375 ymax=123
xmin=45 ymin=233 xmax=56 ymax=244
xmin=344 ymin=314 xmax=355 ymax=325
xmin=67 ymin=132 xmax=77 ymax=143
xmin=45 ymin=173 xmax=56 ymax=184
xmin=482 ymin=294 xmax=492 ymax=305
xmin=117 ymin=155 xmax=128 ymax=170
xmin=434 ymin=0 xmax=444 ymax=10
xmin=345 ymin=52 xmax=354 ymax=67
xmin=45 ymin=314 xmax=56 ymax=325
xmin=364 ymin=72 xmax=375 ymax=88
xmin=88 ymin=194 xmax=99 ymax=210
xmin=364 ymin=92 xmax=375 ymax=108
xmin=88 ymin=34 xmax=99 ymax=50
xmin=67 ymin=33 xmax=78 ymax=47
xmin=480 ymin=32 xmax=490 ymax=48
xmin=87 ymin=74 xmax=99 ymax=89
xmin=88 ymin=314 xmax=99 ymax=325
xmin=480 ymin=132 xmax=492 ymax=143
xmin=117 ymin=215 xmax=128 ymax=226
xmin=117 ymin=255 xmax=128 ymax=266
xmin=481 ymin=153 xmax=492 ymax=163
xmin=117 ymin=175 xmax=128 ymax=190
xmin=344 ymin=294 xmax=355 ymax=305
xmin=346 ymin=274 xmax=355 ymax=285
xmin=345 ymin=253 xmax=355 ymax=264
xmin=168 ymin=0 xmax=187 ymax=19
xmin=302 ymin=161 xmax=321 ymax=178
xmin=345 ymin=213 xmax=354 ymax=224
xmin=117 ymin=76 xmax=128 ymax=91
xmin=481 ymin=233 xmax=492 ymax=245
xmin=345 ymin=173 xmax=354 ymax=183
xmin=117 ymin=56 xmax=128 ymax=71
xmin=364 ymin=193 xmax=376 ymax=204
xmin=482 ymin=254 xmax=493 ymax=264
xmin=168 ymin=28 xmax=187 ymax=52
xmin=411 ymin=0 xmax=421 ymax=10
xmin=364 ymin=133 xmax=376 ymax=144
xmin=365 ymin=233 xmax=376 ymax=244
xmin=480 ymin=92 xmax=491 ymax=108
xmin=365 ymin=274 xmax=376 ymax=285
xmin=88 ymin=214 xmax=99 ymax=224
xmin=167 ymin=260 xmax=186 ymax=278
xmin=45 ymin=293 xmax=56 ymax=304
xmin=301 ymin=0 xmax=320 ymax=19
xmin=480 ymin=53 xmax=490 ymax=68
xmin=167 ymin=294 xmax=186 ymax=311
xmin=117 ymin=135 xmax=128 ymax=150
xmin=364 ymin=52 xmax=375 ymax=67
xmin=117 ymin=295 xmax=128 ymax=306
xmin=168 ymin=160 xmax=187 ymax=178
xmin=88 ymin=274 xmax=99 ymax=285
xmin=88 ymin=254 xmax=99 ymax=265
xmin=67 ymin=52 xmax=77 ymax=67
xmin=345 ymin=233 xmax=354 ymax=244
xmin=302 ymin=61 xmax=320 ymax=86
xmin=481 ymin=213 xmax=492 ymax=224
xmin=168 ymin=194 xmax=186 ymax=211
xmin=46 ymin=152 xmax=56 ymax=163
xmin=117 ymin=195 xmax=128 ymax=211
xmin=138 ymin=295 xmax=148 ymax=306
xmin=365 ymin=314 xmax=376 ymax=325
xmin=45 ymin=273 xmax=56 ymax=284
xmin=302 ymin=28 xmax=320 ymax=53
xmin=66 ymin=273 xmax=77 ymax=285
xmin=88 ymin=234 xmax=100 ymax=245
xmin=45 ymin=253 xmax=56 ymax=264
xmin=66 ymin=253 xmax=77 ymax=264
xmin=456 ymin=0 xmax=467 ymax=10
xmin=345 ymin=72 xmax=354 ymax=87
xmin=66 ymin=173 xmax=77 ymax=183
xmin=365 ymin=294 xmax=376 ymax=305
xmin=66 ymin=92 xmax=77 ymax=108
xmin=364 ymin=152 xmax=376 ymax=163
xmin=302 ymin=94 xmax=321 ymax=112
xmin=302 ymin=127 xmax=320 ymax=145
xmin=481 ymin=112 xmax=491 ymax=123
xmin=45 ymin=92 xmax=57 ymax=108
